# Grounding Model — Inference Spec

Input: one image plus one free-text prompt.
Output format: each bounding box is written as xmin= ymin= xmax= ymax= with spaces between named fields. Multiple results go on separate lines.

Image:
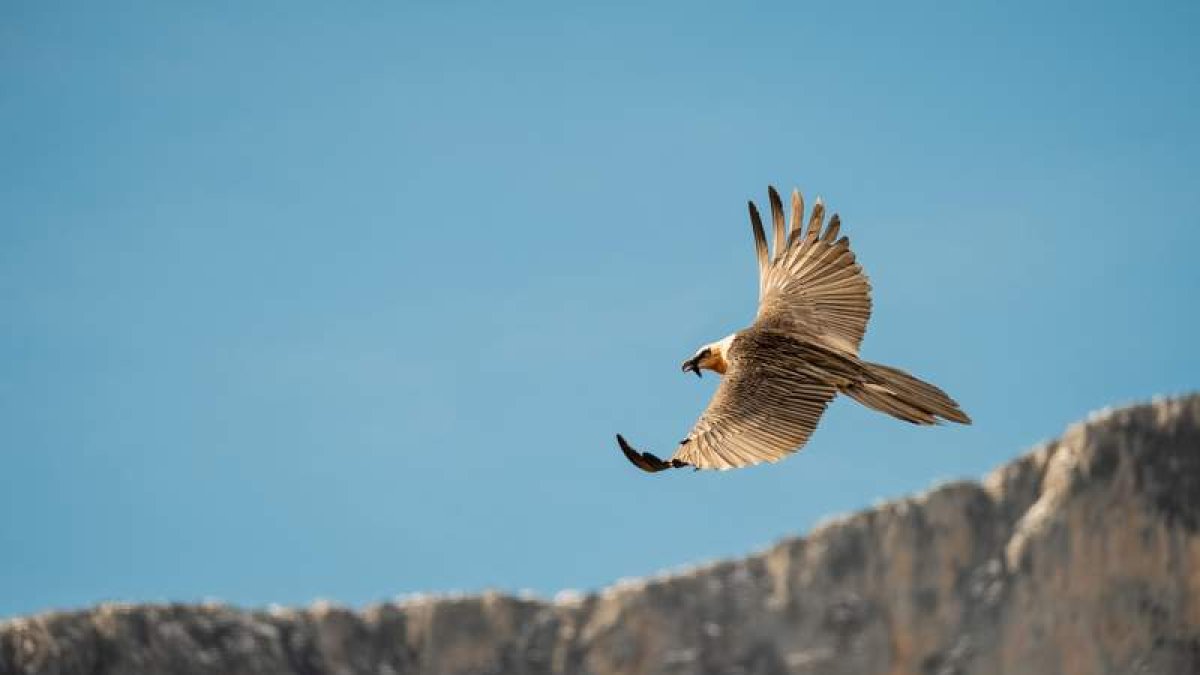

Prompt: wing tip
xmin=616 ymin=434 xmax=688 ymax=473
xmin=945 ymin=408 xmax=973 ymax=425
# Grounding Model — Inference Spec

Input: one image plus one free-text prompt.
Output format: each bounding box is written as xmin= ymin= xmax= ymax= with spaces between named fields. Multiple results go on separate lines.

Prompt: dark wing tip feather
xmin=767 ymin=186 xmax=786 ymax=261
xmin=748 ymin=200 xmax=765 ymax=233
xmin=823 ymin=213 xmax=841 ymax=242
xmin=748 ymin=200 xmax=770 ymax=275
xmin=616 ymin=434 xmax=682 ymax=473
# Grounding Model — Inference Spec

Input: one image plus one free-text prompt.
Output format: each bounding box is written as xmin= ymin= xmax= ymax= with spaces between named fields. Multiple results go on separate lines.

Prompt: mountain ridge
xmin=4 ymin=394 xmax=1198 ymax=675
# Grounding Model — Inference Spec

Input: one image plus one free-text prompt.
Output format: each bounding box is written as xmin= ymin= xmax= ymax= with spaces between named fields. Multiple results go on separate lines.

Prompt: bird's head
xmin=681 ymin=335 xmax=735 ymax=378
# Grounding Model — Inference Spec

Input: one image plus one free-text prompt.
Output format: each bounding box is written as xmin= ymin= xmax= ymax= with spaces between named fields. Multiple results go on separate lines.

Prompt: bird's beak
xmin=682 ymin=357 xmax=702 ymax=378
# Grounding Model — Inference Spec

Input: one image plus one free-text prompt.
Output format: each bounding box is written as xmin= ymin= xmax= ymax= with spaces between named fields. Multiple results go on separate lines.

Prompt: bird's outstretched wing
xmin=749 ymin=187 xmax=872 ymax=355
xmin=618 ymin=331 xmax=841 ymax=471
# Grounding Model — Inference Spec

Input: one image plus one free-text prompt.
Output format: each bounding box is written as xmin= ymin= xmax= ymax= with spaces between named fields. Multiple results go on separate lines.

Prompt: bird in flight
xmin=617 ymin=186 xmax=970 ymax=473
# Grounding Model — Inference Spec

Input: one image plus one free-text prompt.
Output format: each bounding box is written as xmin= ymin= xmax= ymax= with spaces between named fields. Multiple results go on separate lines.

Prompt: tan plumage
xmin=617 ymin=186 xmax=970 ymax=473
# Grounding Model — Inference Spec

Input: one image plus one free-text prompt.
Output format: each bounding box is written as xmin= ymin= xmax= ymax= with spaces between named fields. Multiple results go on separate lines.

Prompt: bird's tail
xmin=840 ymin=361 xmax=971 ymax=425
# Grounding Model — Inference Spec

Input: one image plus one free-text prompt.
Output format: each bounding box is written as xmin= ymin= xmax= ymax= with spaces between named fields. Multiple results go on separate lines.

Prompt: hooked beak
xmin=682 ymin=357 xmax=702 ymax=378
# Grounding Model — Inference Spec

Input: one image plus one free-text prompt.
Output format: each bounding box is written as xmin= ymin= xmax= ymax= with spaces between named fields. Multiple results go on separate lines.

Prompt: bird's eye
xmin=699 ymin=348 xmax=711 ymax=358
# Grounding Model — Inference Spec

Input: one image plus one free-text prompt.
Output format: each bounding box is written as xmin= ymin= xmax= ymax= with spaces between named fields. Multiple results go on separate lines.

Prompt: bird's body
xmin=618 ymin=186 xmax=970 ymax=473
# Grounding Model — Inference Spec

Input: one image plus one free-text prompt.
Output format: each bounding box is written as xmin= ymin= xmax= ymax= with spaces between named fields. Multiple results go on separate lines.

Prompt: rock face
xmin=3 ymin=395 xmax=1199 ymax=675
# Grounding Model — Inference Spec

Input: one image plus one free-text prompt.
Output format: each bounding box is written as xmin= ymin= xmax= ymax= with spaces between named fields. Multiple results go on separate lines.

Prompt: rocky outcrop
xmin=3 ymin=395 xmax=1198 ymax=675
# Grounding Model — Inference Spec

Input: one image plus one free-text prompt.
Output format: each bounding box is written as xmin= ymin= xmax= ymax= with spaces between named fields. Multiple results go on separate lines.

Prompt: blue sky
xmin=2 ymin=2 xmax=1198 ymax=618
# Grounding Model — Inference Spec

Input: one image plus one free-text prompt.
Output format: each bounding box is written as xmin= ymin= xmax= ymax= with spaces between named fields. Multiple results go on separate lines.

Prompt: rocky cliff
xmin=3 ymin=395 xmax=1199 ymax=675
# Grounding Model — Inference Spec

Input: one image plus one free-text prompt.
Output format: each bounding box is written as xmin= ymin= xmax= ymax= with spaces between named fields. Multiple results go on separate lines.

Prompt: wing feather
xmin=821 ymin=213 xmax=841 ymax=243
xmin=787 ymin=190 xmax=805 ymax=247
xmin=807 ymin=198 xmax=826 ymax=239
xmin=748 ymin=201 xmax=770 ymax=295
xmin=768 ymin=186 xmax=787 ymax=263
xmin=753 ymin=187 xmax=872 ymax=354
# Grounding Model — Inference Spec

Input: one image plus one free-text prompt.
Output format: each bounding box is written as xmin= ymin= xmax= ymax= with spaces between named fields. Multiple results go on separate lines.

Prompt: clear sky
xmin=2 ymin=2 xmax=1198 ymax=618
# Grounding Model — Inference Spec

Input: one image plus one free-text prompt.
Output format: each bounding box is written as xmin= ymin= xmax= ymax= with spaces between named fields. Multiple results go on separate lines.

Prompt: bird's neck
xmin=709 ymin=334 xmax=737 ymax=373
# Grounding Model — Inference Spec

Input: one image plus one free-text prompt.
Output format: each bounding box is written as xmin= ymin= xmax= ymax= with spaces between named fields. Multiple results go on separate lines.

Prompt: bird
xmin=617 ymin=186 xmax=970 ymax=473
